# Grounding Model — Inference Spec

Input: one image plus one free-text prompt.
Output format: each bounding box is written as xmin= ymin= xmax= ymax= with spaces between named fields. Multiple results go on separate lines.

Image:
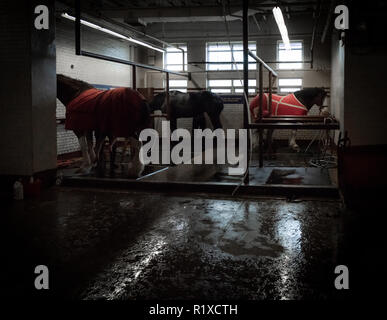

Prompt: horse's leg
xmin=289 ymin=129 xmax=300 ymax=152
xmin=86 ymin=131 xmax=96 ymax=166
xmin=251 ymin=129 xmax=259 ymax=151
xmin=109 ymin=136 xmax=118 ymax=176
xmin=192 ymin=114 xmax=205 ymax=131
xmin=208 ymin=113 xmax=222 ymax=130
xmin=127 ymin=137 xmax=145 ymax=178
xmin=170 ymin=117 xmax=178 ymax=150
xmin=267 ymin=129 xmax=274 ymax=158
xmin=94 ymin=132 xmax=106 ymax=177
xmin=119 ymin=138 xmax=130 ymax=173
xmin=75 ymin=132 xmax=92 ymax=174
xmin=170 ymin=117 xmax=177 ymax=132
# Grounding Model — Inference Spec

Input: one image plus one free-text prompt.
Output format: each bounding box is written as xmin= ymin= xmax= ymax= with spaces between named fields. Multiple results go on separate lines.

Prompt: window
xmin=208 ymin=79 xmax=256 ymax=94
xmin=206 ymin=42 xmax=257 ymax=71
xmin=208 ymin=80 xmax=232 ymax=93
xmin=278 ymin=78 xmax=302 ymax=93
xmin=168 ymin=79 xmax=188 ymax=93
xmin=164 ymin=44 xmax=187 ymax=71
xmin=277 ymin=41 xmax=303 ymax=70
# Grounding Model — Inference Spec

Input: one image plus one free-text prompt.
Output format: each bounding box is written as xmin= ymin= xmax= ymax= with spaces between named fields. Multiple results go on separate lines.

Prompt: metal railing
xmin=242 ymin=0 xmax=339 ymax=183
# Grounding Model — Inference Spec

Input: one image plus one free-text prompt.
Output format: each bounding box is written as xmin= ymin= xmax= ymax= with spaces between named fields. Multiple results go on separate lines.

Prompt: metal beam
xmin=260 ymin=117 xmax=334 ymax=123
xmin=248 ymin=122 xmax=340 ymax=130
xmin=74 ymin=3 xmax=189 ymax=79
xmin=248 ymin=50 xmax=278 ymax=77
xmin=75 ymin=0 xmax=80 ymax=55
xmin=243 ymin=0 xmax=250 ymax=183
xmin=101 ymin=6 xmax=242 ymax=18
xmin=321 ymin=0 xmax=336 ymax=43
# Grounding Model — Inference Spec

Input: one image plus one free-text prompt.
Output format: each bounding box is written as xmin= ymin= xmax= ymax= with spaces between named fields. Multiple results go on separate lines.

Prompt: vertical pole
xmin=132 ymin=65 xmax=136 ymax=90
xmin=258 ymin=63 xmax=264 ymax=168
xmin=75 ymin=0 xmax=81 ymax=55
xmin=243 ymin=0 xmax=250 ymax=184
xmin=268 ymin=72 xmax=272 ymax=115
xmin=267 ymin=71 xmax=273 ymax=159
xmin=166 ymin=72 xmax=170 ymax=121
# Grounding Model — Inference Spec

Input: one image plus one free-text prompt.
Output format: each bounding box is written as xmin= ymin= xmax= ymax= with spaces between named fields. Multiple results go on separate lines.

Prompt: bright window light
xmin=235 ymin=88 xmax=256 ymax=93
xmin=278 ymin=78 xmax=302 ymax=86
xmin=208 ymin=80 xmax=232 ymax=87
xmin=278 ymin=41 xmax=303 ymax=69
xmin=164 ymin=45 xmax=187 ymax=71
xmin=278 ymin=78 xmax=302 ymax=93
xmin=207 ymin=42 xmax=257 ymax=71
xmin=280 ymin=87 xmax=301 ymax=93
xmin=208 ymin=79 xmax=256 ymax=93
xmin=169 ymin=80 xmax=188 ymax=87
xmin=210 ymin=88 xmax=231 ymax=93
xmin=233 ymin=79 xmax=257 ymax=87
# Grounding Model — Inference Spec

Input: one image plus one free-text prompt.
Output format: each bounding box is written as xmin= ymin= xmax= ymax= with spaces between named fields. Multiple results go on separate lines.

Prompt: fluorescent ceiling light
xmin=272 ymin=7 xmax=291 ymax=51
xmin=61 ymin=13 xmax=165 ymax=53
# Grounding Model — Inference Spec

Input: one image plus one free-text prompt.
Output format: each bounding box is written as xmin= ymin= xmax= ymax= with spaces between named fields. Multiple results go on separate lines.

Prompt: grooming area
xmin=0 ymin=0 xmax=386 ymax=301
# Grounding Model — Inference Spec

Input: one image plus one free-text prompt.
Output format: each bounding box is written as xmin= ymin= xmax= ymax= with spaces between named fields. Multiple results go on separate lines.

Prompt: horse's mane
xmin=57 ymin=74 xmax=94 ymax=106
xmin=57 ymin=74 xmax=93 ymax=90
xmin=294 ymin=87 xmax=326 ymax=99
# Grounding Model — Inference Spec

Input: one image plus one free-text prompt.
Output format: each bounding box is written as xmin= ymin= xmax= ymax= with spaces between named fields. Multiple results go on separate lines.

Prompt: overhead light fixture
xmin=61 ymin=13 xmax=165 ymax=53
xmin=272 ymin=7 xmax=291 ymax=51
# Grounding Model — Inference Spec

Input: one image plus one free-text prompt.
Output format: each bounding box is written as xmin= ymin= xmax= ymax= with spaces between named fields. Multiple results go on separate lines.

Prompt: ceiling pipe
xmin=310 ymin=0 xmax=322 ymax=68
xmin=321 ymin=0 xmax=337 ymax=43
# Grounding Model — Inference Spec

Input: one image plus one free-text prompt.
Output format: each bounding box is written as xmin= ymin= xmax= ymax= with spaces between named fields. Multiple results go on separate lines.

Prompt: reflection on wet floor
xmin=2 ymin=187 xmax=350 ymax=300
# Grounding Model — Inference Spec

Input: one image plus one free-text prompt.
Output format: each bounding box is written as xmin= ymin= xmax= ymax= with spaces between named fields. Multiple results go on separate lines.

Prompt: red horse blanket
xmin=250 ymin=93 xmax=308 ymax=120
xmin=65 ymin=87 xmax=146 ymax=137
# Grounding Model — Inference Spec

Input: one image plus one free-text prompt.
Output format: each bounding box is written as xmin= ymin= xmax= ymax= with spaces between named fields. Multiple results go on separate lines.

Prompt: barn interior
xmin=0 ymin=0 xmax=386 ymax=302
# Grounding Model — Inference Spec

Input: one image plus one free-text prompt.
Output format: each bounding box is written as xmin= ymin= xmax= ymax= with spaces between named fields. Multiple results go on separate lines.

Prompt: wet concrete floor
xmin=1 ymin=187 xmax=383 ymax=300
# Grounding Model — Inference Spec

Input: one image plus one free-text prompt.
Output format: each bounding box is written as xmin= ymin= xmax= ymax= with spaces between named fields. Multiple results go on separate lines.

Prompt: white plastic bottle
xmin=13 ymin=179 xmax=24 ymax=200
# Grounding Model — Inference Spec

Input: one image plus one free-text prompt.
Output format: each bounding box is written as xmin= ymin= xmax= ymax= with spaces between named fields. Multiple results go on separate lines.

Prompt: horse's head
xmin=312 ymin=88 xmax=327 ymax=108
xmin=56 ymin=74 xmax=93 ymax=106
xmin=295 ymin=87 xmax=327 ymax=110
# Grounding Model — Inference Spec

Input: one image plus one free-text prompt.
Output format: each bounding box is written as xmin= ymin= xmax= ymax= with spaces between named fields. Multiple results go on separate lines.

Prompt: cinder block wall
xmin=56 ymin=18 xmax=146 ymax=155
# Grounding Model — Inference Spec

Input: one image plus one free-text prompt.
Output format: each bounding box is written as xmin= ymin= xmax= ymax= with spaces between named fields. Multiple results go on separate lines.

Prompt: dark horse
xmin=149 ymin=90 xmax=224 ymax=132
xmin=56 ymin=74 xmax=151 ymax=176
xmin=250 ymin=87 xmax=328 ymax=151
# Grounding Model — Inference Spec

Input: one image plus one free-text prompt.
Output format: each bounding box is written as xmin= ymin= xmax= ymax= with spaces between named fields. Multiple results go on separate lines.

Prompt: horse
xmin=56 ymin=74 xmax=151 ymax=177
xmin=149 ymin=90 xmax=224 ymax=132
xmin=249 ymin=87 xmax=328 ymax=152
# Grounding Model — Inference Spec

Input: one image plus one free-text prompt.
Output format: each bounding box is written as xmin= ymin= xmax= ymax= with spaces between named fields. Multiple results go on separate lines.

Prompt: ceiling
xmin=56 ymin=0 xmax=332 ymax=48
xmin=58 ymin=0 xmax=328 ymax=24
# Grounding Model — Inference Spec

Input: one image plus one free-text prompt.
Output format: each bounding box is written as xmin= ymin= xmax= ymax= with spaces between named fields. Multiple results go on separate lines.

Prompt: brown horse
xmin=56 ymin=74 xmax=151 ymax=177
